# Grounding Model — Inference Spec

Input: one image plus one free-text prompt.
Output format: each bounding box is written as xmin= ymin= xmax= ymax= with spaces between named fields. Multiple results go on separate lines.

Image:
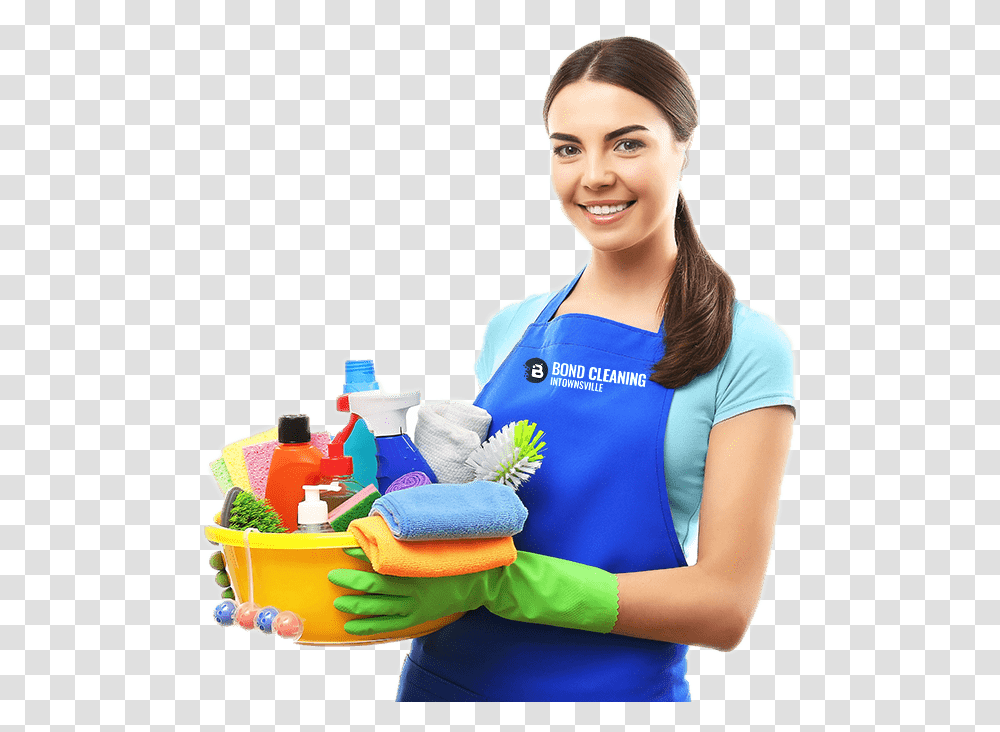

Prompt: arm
xmin=329 ymin=406 xmax=793 ymax=648
xmin=612 ymin=404 xmax=795 ymax=652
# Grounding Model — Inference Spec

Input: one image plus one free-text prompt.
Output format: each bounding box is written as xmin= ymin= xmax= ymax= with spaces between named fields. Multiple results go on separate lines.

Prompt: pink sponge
xmin=243 ymin=432 xmax=332 ymax=500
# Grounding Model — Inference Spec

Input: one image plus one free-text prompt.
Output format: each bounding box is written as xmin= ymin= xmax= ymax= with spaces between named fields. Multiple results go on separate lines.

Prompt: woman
xmin=328 ymin=37 xmax=796 ymax=702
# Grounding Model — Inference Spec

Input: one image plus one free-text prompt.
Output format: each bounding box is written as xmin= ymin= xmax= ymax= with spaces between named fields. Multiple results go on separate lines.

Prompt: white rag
xmin=413 ymin=401 xmax=493 ymax=485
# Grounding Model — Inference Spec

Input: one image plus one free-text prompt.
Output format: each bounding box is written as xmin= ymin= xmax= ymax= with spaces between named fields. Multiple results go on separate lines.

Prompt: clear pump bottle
xmin=296 ymin=438 xmax=364 ymax=533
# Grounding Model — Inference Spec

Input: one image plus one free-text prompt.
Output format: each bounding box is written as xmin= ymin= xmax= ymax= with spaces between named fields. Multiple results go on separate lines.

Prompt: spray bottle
xmin=337 ymin=388 xmax=439 ymax=492
xmin=337 ymin=359 xmax=380 ymax=490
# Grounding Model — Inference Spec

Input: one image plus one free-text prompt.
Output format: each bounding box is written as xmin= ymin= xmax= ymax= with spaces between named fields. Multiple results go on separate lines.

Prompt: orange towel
xmin=346 ymin=514 xmax=517 ymax=577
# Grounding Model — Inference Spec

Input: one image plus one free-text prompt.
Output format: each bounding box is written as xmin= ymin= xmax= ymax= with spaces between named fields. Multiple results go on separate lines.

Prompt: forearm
xmin=611 ymin=563 xmax=746 ymax=652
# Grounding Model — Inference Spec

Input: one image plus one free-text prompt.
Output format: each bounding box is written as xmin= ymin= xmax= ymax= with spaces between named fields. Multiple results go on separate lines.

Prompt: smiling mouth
xmin=578 ymin=201 xmax=636 ymax=213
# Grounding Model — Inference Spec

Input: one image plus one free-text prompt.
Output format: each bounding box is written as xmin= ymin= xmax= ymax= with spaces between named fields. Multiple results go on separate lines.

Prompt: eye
xmin=552 ymin=139 xmax=646 ymax=158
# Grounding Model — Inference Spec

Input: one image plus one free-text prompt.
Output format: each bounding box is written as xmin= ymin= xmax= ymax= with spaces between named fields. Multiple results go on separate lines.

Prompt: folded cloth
xmin=413 ymin=401 xmax=493 ymax=484
xmin=347 ymin=514 xmax=517 ymax=577
xmin=368 ymin=480 xmax=527 ymax=541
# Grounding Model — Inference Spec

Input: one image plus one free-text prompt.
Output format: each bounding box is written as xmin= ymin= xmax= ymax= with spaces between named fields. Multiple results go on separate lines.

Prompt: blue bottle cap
xmin=344 ymin=359 xmax=380 ymax=393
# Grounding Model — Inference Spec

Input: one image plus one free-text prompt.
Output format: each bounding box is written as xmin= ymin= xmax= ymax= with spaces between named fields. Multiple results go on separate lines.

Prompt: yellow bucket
xmin=204 ymin=521 xmax=464 ymax=646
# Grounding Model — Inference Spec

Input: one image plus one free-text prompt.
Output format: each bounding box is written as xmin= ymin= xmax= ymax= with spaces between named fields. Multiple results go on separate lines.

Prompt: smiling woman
xmin=330 ymin=36 xmax=797 ymax=703
xmin=542 ymin=77 xmax=706 ymax=341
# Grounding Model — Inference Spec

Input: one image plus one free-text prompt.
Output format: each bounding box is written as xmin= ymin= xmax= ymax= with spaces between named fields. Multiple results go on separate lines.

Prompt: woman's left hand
xmin=328 ymin=547 xmax=496 ymax=635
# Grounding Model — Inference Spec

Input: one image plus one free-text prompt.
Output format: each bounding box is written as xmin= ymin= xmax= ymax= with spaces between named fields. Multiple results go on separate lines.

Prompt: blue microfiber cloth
xmin=368 ymin=480 xmax=528 ymax=541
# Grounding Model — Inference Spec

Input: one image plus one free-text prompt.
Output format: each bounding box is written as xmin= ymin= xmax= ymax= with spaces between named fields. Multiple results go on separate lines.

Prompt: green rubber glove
xmin=328 ymin=547 xmax=620 ymax=636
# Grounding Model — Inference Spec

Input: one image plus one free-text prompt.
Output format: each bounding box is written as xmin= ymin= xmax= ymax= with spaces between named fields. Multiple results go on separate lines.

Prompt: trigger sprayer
xmin=337 ymin=388 xmax=439 ymax=492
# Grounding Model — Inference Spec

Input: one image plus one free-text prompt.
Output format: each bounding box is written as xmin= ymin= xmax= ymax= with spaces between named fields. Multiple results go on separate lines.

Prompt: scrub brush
xmin=220 ymin=487 xmax=287 ymax=533
xmin=465 ymin=419 xmax=546 ymax=490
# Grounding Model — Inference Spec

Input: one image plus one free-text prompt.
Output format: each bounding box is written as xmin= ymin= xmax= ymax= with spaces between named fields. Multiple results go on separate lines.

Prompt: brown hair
xmin=542 ymin=37 xmax=736 ymax=389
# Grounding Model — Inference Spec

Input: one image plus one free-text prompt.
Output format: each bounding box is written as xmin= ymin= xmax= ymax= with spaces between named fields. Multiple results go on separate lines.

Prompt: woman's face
xmin=547 ymin=80 xmax=689 ymax=256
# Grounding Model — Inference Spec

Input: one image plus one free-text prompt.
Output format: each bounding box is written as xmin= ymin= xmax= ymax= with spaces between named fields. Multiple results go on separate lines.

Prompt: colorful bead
xmin=273 ymin=610 xmax=304 ymax=641
xmin=254 ymin=606 xmax=280 ymax=634
xmin=214 ymin=600 xmax=237 ymax=626
xmin=235 ymin=601 xmax=261 ymax=630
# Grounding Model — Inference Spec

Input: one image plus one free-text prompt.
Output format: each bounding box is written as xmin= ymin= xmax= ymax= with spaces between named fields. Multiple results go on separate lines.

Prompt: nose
xmin=581 ymin=153 xmax=616 ymax=190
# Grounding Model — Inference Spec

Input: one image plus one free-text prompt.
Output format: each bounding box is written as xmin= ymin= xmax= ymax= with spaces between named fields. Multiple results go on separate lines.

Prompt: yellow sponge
xmin=222 ymin=427 xmax=279 ymax=491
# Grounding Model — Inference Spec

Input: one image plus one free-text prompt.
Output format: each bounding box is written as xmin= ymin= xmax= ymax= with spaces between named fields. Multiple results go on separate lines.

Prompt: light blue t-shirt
xmin=475 ymin=290 xmax=797 ymax=565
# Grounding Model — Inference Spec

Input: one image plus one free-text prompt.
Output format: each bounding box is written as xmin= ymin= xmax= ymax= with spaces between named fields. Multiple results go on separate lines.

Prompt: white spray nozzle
xmin=340 ymin=389 xmax=421 ymax=438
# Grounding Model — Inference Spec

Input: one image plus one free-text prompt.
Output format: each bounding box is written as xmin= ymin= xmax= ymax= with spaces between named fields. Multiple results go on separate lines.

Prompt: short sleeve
xmin=713 ymin=304 xmax=797 ymax=425
xmin=474 ymin=325 xmax=496 ymax=392
xmin=474 ymin=300 xmax=522 ymax=391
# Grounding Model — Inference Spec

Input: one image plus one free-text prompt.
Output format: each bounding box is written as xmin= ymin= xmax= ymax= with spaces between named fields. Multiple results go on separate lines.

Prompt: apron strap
xmin=535 ymin=265 xmax=668 ymax=338
xmin=535 ymin=266 xmax=586 ymax=324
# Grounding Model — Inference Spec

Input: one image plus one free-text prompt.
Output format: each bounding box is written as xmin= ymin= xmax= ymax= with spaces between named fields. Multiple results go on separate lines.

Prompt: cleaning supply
xmin=344 ymin=514 xmax=517 ymax=577
xmin=343 ymin=359 xmax=380 ymax=393
xmin=221 ymin=426 xmax=279 ymax=491
xmin=243 ymin=431 xmax=333 ymax=500
xmin=297 ymin=483 xmax=337 ymax=533
xmin=298 ymin=437 xmax=365 ymax=533
xmin=384 ymin=470 xmax=431 ymax=494
xmin=368 ymin=480 xmax=528 ymax=542
xmin=337 ymin=413 xmax=378 ymax=494
xmin=329 ymin=549 xmax=619 ymax=638
xmin=210 ymin=457 xmax=235 ymax=494
xmin=328 ymin=483 xmax=380 ymax=523
xmin=263 ymin=414 xmax=326 ymax=533
xmin=221 ymin=487 xmax=287 ymax=533
xmin=330 ymin=485 xmax=381 ymax=533
xmin=219 ymin=487 xmax=241 ymax=528
xmin=340 ymin=359 xmax=380 ymax=490
xmin=412 ymin=401 xmax=493 ymax=484
xmin=465 ymin=420 xmax=546 ymax=490
xmin=337 ymin=389 xmax=439 ymax=492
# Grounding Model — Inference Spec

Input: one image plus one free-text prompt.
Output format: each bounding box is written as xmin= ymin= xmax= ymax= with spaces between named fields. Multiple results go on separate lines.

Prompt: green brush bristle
xmin=513 ymin=420 xmax=546 ymax=463
xmin=466 ymin=419 xmax=547 ymax=490
xmin=226 ymin=490 xmax=287 ymax=533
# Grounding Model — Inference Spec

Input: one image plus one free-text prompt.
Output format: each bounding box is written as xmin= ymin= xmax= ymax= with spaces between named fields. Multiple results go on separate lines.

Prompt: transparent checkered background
xmin=1 ymin=0 xmax=996 ymax=727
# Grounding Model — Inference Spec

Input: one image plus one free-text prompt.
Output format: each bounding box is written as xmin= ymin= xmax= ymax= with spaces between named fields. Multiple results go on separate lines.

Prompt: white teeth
xmin=586 ymin=202 xmax=630 ymax=215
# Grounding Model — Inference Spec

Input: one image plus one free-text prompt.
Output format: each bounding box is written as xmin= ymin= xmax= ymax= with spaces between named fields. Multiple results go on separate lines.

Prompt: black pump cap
xmin=278 ymin=414 xmax=311 ymax=444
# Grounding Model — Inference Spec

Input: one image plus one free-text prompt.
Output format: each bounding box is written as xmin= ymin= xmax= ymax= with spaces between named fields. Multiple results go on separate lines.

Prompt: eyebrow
xmin=548 ymin=124 xmax=650 ymax=144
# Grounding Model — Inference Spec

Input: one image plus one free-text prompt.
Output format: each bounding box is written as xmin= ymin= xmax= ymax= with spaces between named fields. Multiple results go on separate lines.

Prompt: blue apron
xmin=397 ymin=266 xmax=691 ymax=701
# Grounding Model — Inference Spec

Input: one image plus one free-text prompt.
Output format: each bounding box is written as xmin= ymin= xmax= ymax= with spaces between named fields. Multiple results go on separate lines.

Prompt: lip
xmin=578 ymin=200 xmax=636 ymax=225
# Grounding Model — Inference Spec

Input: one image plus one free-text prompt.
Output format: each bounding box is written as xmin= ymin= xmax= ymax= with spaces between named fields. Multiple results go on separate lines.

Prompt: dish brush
xmin=465 ymin=419 xmax=546 ymax=490
xmin=220 ymin=487 xmax=288 ymax=533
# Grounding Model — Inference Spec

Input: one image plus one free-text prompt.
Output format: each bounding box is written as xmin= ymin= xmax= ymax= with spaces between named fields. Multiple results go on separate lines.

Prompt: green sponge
xmin=210 ymin=457 xmax=235 ymax=494
xmin=330 ymin=491 xmax=380 ymax=533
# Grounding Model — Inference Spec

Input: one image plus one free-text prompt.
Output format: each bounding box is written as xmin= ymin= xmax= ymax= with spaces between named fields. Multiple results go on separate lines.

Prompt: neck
xmin=583 ymin=234 xmax=678 ymax=309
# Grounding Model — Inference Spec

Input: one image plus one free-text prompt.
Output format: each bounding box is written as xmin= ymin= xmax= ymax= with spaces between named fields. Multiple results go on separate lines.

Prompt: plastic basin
xmin=204 ymin=522 xmax=464 ymax=645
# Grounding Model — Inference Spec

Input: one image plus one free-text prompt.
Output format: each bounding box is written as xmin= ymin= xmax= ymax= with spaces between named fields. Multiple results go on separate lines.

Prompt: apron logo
xmin=523 ymin=358 xmax=548 ymax=383
xmin=548 ymin=360 xmax=648 ymax=393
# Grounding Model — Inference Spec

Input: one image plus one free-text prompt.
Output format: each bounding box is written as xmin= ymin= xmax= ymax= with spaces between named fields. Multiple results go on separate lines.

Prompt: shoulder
xmin=729 ymin=300 xmax=794 ymax=355
xmin=711 ymin=300 xmax=796 ymax=424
